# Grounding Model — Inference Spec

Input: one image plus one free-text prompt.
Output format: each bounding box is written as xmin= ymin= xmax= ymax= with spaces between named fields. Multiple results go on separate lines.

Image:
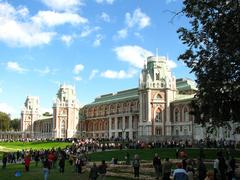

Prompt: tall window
xmin=155 ymin=108 xmax=162 ymax=122
xmin=156 ymin=73 xmax=160 ymax=80
xmin=125 ymin=117 xmax=129 ymax=129
xmin=183 ymin=107 xmax=189 ymax=122
xmin=117 ymin=117 xmax=122 ymax=129
xmin=61 ymin=120 xmax=65 ymax=138
xmin=174 ymin=108 xmax=180 ymax=122
xmin=111 ymin=118 xmax=115 ymax=130
xmin=155 ymin=127 xmax=162 ymax=135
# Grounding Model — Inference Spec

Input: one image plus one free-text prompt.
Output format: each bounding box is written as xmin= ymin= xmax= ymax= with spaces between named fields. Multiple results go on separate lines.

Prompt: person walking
xmin=24 ymin=155 xmax=31 ymax=172
xmin=89 ymin=163 xmax=98 ymax=180
xmin=98 ymin=160 xmax=107 ymax=180
xmin=2 ymin=153 xmax=7 ymax=169
xmin=198 ymin=158 xmax=207 ymax=180
xmin=132 ymin=154 xmax=140 ymax=178
xmin=153 ymin=153 xmax=162 ymax=180
xmin=58 ymin=155 xmax=65 ymax=174
xmin=42 ymin=158 xmax=50 ymax=180
xmin=162 ymin=157 xmax=172 ymax=180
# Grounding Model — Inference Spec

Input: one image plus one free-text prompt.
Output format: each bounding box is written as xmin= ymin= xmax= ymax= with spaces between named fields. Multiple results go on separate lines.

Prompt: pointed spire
xmin=156 ymin=48 xmax=159 ymax=59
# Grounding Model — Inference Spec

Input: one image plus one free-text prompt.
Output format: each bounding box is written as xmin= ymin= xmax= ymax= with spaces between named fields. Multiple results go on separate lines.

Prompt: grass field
xmin=0 ymin=141 xmax=72 ymax=151
xmin=88 ymin=148 xmax=240 ymax=161
xmin=0 ymin=162 xmax=127 ymax=180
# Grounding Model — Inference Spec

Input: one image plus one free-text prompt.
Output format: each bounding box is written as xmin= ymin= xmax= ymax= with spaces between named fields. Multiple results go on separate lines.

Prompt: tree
xmin=0 ymin=111 xmax=10 ymax=131
xmin=43 ymin=112 xmax=52 ymax=116
xmin=9 ymin=119 xmax=21 ymax=131
xmin=177 ymin=0 xmax=240 ymax=132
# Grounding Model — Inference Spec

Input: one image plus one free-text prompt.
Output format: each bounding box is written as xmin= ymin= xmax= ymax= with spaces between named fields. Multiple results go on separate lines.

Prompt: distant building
xmin=19 ymin=55 xmax=240 ymax=142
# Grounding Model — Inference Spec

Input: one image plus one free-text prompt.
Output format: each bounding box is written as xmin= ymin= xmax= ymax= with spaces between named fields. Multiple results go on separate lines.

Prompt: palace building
xmin=20 ymin=55 xmax=240 ymax=142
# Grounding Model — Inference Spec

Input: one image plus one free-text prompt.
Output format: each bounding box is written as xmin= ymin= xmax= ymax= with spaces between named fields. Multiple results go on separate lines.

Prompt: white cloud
xmin=80 ymin=26 xmax=100 ymax=38
xmin=100 ymin=12 xmax=110 ymax=22
xmin=93 ymin=34 xmax=104 ymax=47
xmin=6 ymin=61 xmax=27 ymax=73
xmin=114 ymin=45 xmax=177 ymax=69
xmin=125 ymin=8 xmax=151 ymax=29
xmin=74 ymin=76 xmax=82 ymax=81
xmin=0 ymin=103 xmax=15 ymax=115
xmin=114 ymin=45 xmax=153 ymax=68
xmin=96 ymin=0 xmax=115 ymax=4
xmin=115 ymin=8 xmax=150 ymax=40
xmin=101 ymin=69 xmax=137 ymax=79
xmin=61 ymin=35 xmax=73 ymax=46
xmin=73 ymin=64 xmax=84 ymax=74
xmin=41 ymin=0 xmax=84 ymax=12
xmin=0 ymin=2 xmax=55 ymax=47
xmin=166 ymin=58 xmax=177 ymax=69
xmin=116 ymin=28 xmax=128 ymax=39
xmin=89 ymin=69 xmax=99 ymax=80
xmin=32 ymin=11 xmax=88 ymax=27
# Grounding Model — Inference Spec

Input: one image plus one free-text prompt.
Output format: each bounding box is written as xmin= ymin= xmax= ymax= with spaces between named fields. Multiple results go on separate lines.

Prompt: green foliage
xmin=42 ymin=112 xmax=52 ymax=116
xmin=9 ymin=119 xmax=20 ymax=131
xmin=0 ymin=111 xmax=10 ymax=130
xmin=177 ymin=0 xmax=240 ymax=130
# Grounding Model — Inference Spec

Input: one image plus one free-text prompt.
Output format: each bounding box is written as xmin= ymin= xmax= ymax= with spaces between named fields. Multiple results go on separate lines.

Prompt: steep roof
xmin=176 ymin=78 xmax=197 ymax=92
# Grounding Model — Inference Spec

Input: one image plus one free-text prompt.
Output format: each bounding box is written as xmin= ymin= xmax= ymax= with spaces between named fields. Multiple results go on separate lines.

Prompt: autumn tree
xmin=177 ymin=0 xmax=240 ymax=131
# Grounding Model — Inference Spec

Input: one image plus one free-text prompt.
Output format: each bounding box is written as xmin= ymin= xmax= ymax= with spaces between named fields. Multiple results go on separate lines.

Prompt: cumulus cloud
xmin=125 ymin=8 xmax=151 ymax=29
xmin=61 ymin=35 xmax=73 ymax=46
xmin=100 ymin=12 xmax=110 ymax=22
xmin=114 ymin=45 xmax=177 ymax=69
xmin=41 ymin=0 xmax=84 ymax=12
xmin=114 ymin=45 xmax=152 ymax=68
xmin=101 ymin=69 xmax=137 ymax=79
xmin=116 ymin=28 xmax=128 ymax=39
xmin=80 ymin=26 xmax=100 ymax=38
xmin=115 ymin=8 xmax=150 ymax=39
xmin=0 ymin=2 xmax=55 ymax=47
xmin=73 ymin=64 xmax=84 ymax=74
xmin=32 ymin=11 xmax=88 ymax=27
xmin=6 ymin=61 xmax=28 ymax=73
xmin=93 ymin=34 xmax=104 ymax=47
xmin=96 ymin=0 xmax=115 ymax=4
xmin=89 ymin=69 xmax=99 ymax=80
xmin=0 ymin=103 xmax=15 ymax=115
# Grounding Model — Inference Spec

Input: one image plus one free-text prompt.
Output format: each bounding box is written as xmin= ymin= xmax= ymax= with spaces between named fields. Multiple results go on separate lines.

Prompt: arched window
xmin=156 ymin=94 xmax=162 ymax=99
xmin=174 ymin=108 xmax=180 ymax=122
xmin=155 ymin=108 xmax=162 ymax=122
xmin=183 ymin=107 xmax=189 ymax=122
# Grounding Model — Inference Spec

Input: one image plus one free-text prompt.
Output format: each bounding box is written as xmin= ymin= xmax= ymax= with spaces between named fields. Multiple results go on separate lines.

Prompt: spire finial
xmin=156 ymin=48 xmax=159 ymax=59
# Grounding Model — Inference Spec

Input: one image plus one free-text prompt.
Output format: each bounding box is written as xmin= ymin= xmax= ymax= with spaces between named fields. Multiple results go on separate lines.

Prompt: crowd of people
xmin=1 ymin=138 xmax=239 ymax=180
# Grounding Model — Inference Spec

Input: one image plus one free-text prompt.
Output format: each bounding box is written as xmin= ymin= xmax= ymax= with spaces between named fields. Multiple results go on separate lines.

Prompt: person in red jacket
xmin=24 ymin=155 xmax=31 ymax=172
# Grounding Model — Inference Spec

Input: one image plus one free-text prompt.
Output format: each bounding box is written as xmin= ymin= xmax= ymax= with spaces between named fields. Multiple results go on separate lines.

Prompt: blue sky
xmin=0 ymin=0 xmax=193 ymax=118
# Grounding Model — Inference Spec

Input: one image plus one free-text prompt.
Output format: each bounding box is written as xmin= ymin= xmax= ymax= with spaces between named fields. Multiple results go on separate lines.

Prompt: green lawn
xmin=0 ymin=162 xmax=127 ymax=180
xmin=88 ymin=148 xmax=240 ymax=161
xmin=0 ymin=141 xmax=72 ymax=151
